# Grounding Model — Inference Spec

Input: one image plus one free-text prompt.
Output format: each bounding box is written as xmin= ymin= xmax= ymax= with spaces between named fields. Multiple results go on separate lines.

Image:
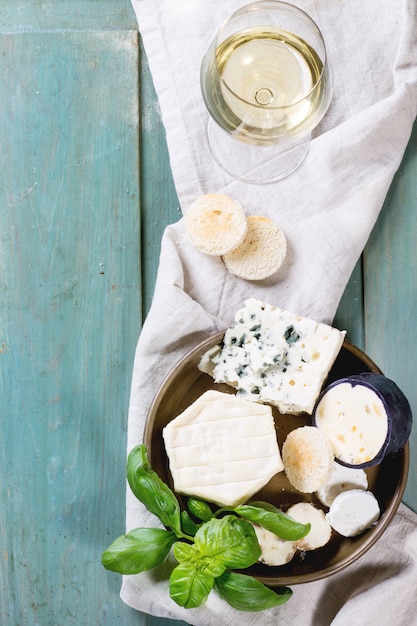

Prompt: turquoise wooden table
xmin=0 ymin=2 xmax=415 ymax=624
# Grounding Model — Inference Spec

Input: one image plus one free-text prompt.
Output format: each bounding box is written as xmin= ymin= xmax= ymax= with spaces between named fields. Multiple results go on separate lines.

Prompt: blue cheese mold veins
xmin=199 ymin=299 xmax=346 ymax=415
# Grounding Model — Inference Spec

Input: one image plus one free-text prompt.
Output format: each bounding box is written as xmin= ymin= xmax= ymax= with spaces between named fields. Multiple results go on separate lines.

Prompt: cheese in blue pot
xmin=312 ymin=372 xmax=412 ymax=468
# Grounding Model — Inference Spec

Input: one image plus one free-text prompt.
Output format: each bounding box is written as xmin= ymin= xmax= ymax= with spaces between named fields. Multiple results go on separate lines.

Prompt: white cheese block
xmin=162 ymin=389 xmax=284 ymax=507
xmin=316 ymin=461 xmax=368 ymax=507
xmin=314 ymin=381 xmax=388 ymax=465
xmin=326 ymin=489 xmax=380 ymax=537
xmin=199 ymin=299 xmax=345 ymax=415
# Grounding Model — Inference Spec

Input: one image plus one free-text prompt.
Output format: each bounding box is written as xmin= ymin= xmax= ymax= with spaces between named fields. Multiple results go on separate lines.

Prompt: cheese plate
xmin=144 ymin=332 xmax=409 ymax=586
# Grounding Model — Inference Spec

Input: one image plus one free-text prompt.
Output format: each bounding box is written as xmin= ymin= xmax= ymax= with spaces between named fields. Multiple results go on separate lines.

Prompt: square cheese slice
xmin=199 ymin=299 xmax=346 ymax=415
xmin=162 ymin=389 xmax=283 ymax=507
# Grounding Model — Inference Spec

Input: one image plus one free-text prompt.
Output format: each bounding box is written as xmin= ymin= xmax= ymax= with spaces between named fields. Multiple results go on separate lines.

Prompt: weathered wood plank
xmin=0 ymin=15 xmax=144 ymax=626
xmin=333 ymin=259 xmax=365 ymax=349
xmin=0 ymin=0 xmax=137 ymax=31
xmin=139 ymin=36 xmax=180 ymax=319
xmin=362 ymin=121 xmax=417 ymax=512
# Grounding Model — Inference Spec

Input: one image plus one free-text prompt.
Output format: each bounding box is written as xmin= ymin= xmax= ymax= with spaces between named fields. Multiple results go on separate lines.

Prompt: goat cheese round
xmin=326 ymin=489 xmax=380 ymax=537
xmin=286 ymin=502 xmax=332 ymax=550
xmin=252 ymin=524 xmax=297 ymax=566
xmin=313 ymin=373 xmax=412 ymax=468
xmin=316 ymin=461 xmax=368 ymax=507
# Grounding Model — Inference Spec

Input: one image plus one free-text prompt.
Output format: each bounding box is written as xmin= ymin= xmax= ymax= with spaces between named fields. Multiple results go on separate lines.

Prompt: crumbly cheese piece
xmin=199 ymin=299 xmax=345 ymax=415
xmin=162 ymin=390 xmax=283 ymax=507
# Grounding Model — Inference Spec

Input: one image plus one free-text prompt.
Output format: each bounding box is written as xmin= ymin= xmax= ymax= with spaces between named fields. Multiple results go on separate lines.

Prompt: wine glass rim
xmin=214 ymin=0 xmax=329 ymax=111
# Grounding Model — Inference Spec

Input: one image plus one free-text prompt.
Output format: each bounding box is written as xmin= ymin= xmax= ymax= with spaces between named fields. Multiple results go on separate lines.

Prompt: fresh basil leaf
xmin=187 ymin=497 xmax=214 ymax=522
xmin=214 ymin=571 xmax=293 ymax=611
xmin=173 ymin=539 xmax=227 ymax=578
xmin=101 ymin=528 xmax=176 ymax=575
xmin=181 ymin=510 xmax=200 ymax=536
xmin=170 ymin=563 xmax=214 ymax=609
xmin=126 ymin=445 xmax=182 ymax=536
xmin=194 ymin=515 xmax=261 ymax=570
xmin=173 ymin=540 xmax=199 ymax=564
xmin=235 ymin=501 xmax=310 ymax=541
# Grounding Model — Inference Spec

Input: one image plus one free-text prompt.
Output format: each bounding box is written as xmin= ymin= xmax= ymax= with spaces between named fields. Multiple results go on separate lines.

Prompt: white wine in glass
xmin=201 ymin=1 xmax=332 ymax=183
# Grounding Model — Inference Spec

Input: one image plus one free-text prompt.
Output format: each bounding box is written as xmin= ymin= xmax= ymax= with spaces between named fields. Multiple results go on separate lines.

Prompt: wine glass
xmin=200 ymin=0 xmax=332 ymax=184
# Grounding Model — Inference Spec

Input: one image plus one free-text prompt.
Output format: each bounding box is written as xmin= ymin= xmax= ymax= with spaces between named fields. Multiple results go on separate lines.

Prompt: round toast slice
xmin=282 ymin=426 xmax=334 ymax=494
xmin=223 ymin=215 xmax=287 ymax=280
xmin=184 ymin=194 xmax=247 ymax=256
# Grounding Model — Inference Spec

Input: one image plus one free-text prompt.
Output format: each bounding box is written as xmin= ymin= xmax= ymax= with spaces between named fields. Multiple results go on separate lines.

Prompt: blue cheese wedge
xmin=199 ymin=299 xmax=345 ymax=415
xmin=162 ymin=389 xmax=283 ymax=507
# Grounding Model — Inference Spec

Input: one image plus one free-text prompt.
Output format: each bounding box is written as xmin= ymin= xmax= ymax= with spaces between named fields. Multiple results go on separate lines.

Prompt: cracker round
xmin=222 ymin=215 xmax=287 ymax=280
xmin=184 ymin=194 xmax=247 ymax=256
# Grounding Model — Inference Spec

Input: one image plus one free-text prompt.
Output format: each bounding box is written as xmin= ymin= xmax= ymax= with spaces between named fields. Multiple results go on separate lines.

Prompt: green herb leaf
xmin=126 ymin=445 xmax=183 ymax=536
xmin=101 ymin=528 xmax=176 ymax=575
xmin=173 ymin=540 xmax=226 ymax=578
xmin=194 ymin=515 xmax=261 ymax=570
xmin=170 ymin=563 xmax=214 ymax=609
xmin=180 ymin=510 xmax=200 ymax=536
xmin=214 ymin=571 xmax=293 ymax=612
xmin=173 ymin=540 xmax=199 ymax=565
xmin=235 ymin=501 xmax=310 ymax=541
xmin=187 ymin=497 xmax=214 ymax=522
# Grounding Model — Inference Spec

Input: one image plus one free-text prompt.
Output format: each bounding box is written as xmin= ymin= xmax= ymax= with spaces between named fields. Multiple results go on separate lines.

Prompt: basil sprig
xmin=215 ymin=571 xmax=292 ymax=611
xmin=102 ymin=444 xmax=310 ymax=612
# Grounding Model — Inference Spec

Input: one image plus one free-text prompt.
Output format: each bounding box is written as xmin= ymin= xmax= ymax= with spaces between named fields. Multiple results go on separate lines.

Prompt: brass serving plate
xmin=144 ymin=332 xmax=409 ymax=586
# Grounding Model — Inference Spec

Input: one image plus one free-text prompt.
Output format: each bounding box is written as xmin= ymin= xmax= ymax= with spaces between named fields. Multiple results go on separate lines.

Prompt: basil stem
xmin=234 ymin=501 xmax=310 ymax=541
xmin=101 ymin=528 xmax=176 ymax=575
xmin=214 ymin=571 xmax=293 ymax=611
xmin=126 ymin=445 xmax=184 ymax=537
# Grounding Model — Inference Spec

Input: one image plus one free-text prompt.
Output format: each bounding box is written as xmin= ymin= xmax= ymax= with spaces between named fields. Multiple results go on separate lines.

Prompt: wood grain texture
xmin=361 ymin=122 xmax=417 ymax=512
xmin=0 ymin=0 xmax=137 ymax=31
xmin=0 ymin=3 xmax=146 ymax=624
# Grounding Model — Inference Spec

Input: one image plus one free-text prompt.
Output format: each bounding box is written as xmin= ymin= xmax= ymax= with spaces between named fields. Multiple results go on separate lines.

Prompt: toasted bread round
xmin=222 ymin=215 xmax=287 ymax=280
xmin=282 ymin=426 xmax=334 ymax=493
xmin=184 ymin=194 xmax=247 ymax=256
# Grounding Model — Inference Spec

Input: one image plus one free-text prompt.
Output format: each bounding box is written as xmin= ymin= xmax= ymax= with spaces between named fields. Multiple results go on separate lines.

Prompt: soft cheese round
xmin=316 ymin=461 xmax=368 ymax=507
xmin=252 ymin=523 xmax=297 ymax=566
xmin=286 ymin=502 xmax=332 ymax=550
xmin=184 ymin=193 xmax=247 ymax=256
xmin=222 ymin=215 xmax=287 ymax=280
xmin=326 ymin=489 xmax=380 ymax=537
xmin=162 ymin=389 xmax=284 ymax=507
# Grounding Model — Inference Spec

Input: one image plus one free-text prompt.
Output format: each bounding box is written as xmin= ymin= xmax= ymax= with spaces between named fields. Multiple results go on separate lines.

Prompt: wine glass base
xmin=206 ymin=119 xmax=310 ymax=184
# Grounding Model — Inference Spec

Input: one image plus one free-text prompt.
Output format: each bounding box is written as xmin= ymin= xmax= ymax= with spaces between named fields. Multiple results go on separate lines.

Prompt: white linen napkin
xmin=121 ymin=0 xmax=417 ymax=623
